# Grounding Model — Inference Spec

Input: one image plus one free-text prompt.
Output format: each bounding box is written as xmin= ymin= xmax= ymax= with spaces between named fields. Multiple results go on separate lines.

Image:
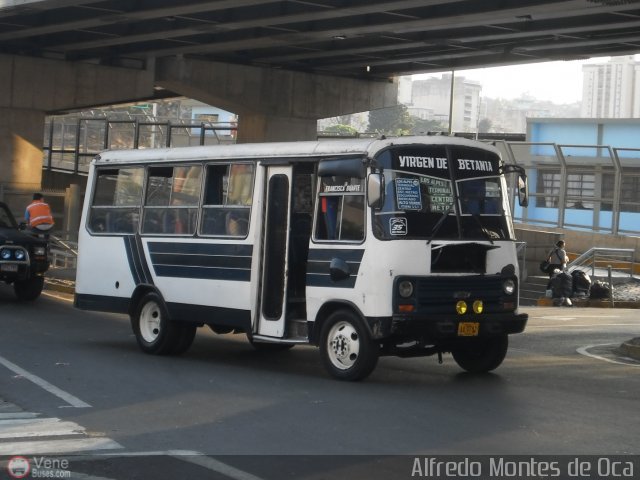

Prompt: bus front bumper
xmin=367 ymin=312 xmax=528 ymax=341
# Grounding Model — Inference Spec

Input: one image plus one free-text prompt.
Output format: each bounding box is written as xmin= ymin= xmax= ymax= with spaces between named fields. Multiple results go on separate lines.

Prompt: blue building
xmin=508 ymin=118 xmax=640 ymax=236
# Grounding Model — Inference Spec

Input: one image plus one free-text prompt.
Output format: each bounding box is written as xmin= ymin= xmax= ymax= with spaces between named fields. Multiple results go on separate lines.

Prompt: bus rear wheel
xmin=320 ymin=310 xmax=379 ymax=381
xmin=451 ymin=335 xmax=508 ymax=373
xmin=131 ymin=292 xmax=196 ymax=355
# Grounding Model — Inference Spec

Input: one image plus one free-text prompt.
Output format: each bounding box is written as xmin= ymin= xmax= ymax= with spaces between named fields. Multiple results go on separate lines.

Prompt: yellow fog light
xmin=473 ymin=300 xmax=484 ymax=314
xmin=455 ymin=300 xmax=467 ymax=315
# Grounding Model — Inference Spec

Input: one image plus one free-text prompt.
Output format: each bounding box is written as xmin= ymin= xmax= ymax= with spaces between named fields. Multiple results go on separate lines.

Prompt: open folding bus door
xmin=255 ymin=166 xmax=292 ymax=339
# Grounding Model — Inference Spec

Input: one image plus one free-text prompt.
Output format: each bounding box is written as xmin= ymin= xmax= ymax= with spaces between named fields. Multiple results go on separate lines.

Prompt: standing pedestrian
xmin=546 ymin=240 xmax=569 ymax=277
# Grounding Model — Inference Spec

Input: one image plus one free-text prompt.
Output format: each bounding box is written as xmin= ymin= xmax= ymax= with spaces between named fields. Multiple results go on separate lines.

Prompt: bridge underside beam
xmin=156 ymin=57 xmax=398 ymax=142
xmin=0 ymin=53 xmax=398 ymax=197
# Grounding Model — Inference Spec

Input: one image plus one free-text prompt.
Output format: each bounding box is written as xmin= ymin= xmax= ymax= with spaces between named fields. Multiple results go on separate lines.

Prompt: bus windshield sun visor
xmin=317 ymin=157 xmax=366 ymax=178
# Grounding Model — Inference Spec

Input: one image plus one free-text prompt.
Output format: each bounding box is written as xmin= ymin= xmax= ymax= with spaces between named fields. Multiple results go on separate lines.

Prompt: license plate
xmin=1 ymin=264 xmax=18 ymax=272
xmin=457 ymin=322 xmax=480 ymax=337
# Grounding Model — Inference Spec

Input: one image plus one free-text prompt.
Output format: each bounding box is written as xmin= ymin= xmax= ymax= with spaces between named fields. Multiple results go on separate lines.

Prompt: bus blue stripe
xmin=146 ymin=242 xmax=253 ymax=281
xmin=154 ymin=265 xmax=251 ymax=282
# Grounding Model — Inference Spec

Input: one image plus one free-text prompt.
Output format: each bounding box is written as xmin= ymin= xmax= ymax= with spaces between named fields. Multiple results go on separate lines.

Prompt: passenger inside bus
xmin=320 ymin=196 xmax=339 ymax=239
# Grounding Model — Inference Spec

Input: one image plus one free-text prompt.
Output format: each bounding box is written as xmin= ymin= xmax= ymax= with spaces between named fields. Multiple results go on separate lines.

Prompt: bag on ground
xmin=590 ymin=280 xmax=611 ymax=299
xmin=571 ymin=269 xmax=591 ymax=296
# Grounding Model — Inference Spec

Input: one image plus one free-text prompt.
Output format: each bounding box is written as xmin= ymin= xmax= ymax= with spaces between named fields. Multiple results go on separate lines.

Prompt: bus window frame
xmin=197 ymin=161 xmax=255 ymax=240
xmin=140 ymin=163 xmax=203 ymax=237
xmin=87 ymin=166 xmax=145 ymax=236
xmin=312 ymin=175 xmax=367 ymax=245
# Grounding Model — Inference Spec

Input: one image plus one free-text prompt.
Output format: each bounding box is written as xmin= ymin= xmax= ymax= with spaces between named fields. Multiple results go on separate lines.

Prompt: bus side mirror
xmin=367 ymin=173 xmax=385 ymax=209
xmin=517 ymin=173 xmax=529 ymax=207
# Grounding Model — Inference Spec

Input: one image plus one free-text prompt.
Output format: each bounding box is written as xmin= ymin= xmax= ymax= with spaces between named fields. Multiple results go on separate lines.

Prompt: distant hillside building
xmin=581 ymin=55 xmax=640 ymax=118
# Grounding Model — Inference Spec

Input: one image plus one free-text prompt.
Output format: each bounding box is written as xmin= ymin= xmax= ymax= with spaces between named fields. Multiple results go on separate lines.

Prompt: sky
xmin=414 ymin=56 xmax=635 ymax=105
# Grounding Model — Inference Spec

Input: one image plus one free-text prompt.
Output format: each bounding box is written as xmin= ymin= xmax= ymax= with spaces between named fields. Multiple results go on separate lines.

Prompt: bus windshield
xmin=372 ymin=145 xmax=514 ymax=241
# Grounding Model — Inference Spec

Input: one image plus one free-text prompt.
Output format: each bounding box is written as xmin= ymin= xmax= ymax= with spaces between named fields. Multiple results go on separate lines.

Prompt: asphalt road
xmin=1 ymin=286 xmax=639 ymax=479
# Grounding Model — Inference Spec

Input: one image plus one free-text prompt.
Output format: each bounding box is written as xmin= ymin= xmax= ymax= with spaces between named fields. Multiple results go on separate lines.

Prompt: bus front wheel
xmin=320 ymin=310 xmax=379 ymax=381
xmin=451 ymin=335 xmax=508 ymax=373
xmin=131 ymin=292 xmax=196 ymax=355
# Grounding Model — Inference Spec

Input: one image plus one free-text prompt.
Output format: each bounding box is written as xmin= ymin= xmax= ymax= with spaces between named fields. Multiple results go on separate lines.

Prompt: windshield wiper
xmin=470 ymin=213 xmax=495 ymax=244
xmin=427 ymin=204 xmax=454 ymax=245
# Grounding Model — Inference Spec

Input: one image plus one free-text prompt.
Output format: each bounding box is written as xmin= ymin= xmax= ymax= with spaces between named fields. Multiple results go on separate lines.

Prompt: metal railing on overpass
xmin=41 ymin=119 xmax=640 ymax=237
xmin=568 ymin=247 xmax=635 ymax=279
xmin=43 ymin=113 xmax=237 ymax=175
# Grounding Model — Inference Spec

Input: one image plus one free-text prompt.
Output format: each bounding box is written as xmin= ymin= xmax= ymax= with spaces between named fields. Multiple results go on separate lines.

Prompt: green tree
xmin=368 ymin=105 xmax=414 ymax=135
xmin=409 ymin=117 xmax=445 ymax=135
xmin=478 ymin=118 xmax=492 ymax=133
xmin=322 ymin=124 xmax=358 ymax=136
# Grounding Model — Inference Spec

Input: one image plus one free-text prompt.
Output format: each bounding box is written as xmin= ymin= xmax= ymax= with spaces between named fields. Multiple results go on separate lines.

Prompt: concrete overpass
xmin=2 ymin=0 xmax=640 ymax=192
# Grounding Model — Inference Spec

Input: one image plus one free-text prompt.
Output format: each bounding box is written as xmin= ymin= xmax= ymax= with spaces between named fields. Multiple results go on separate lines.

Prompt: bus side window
xmin=141 ymin=165 xmax=201 ymax=235
xmin=201 ymin=163 xmax=254 ymax=237
xmin=314 ymin=176 xmax=365 ymax=242
xmin=88 ymin=167 xmax=143 ymax=235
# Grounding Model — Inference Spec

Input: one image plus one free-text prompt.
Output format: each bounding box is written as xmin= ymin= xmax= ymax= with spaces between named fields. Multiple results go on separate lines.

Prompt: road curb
xmin=536 ymin=297 xmax=640 ymax=308
xmin=619 ymin=338 xmax=640 ymax=361
xmin=44 ymin=279 xmax=75 ymax=295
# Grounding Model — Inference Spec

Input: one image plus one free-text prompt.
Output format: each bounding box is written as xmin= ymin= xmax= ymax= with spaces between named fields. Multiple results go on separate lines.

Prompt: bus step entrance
xmin=286 ymin=318 xmax=308 ymax=340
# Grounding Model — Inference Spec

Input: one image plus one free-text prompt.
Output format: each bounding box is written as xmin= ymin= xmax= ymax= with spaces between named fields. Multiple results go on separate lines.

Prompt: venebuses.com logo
xmin=6 ymin=456 xmax=30 ymax=479
xmin=6 ymin=455 xmax=71 ymax=478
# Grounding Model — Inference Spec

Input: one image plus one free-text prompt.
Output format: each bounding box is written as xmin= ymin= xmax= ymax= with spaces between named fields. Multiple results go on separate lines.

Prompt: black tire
xmin=319 ymin=310 xmax=379 ymax=381
xmin=14 ymin=276 xmax=44 ymax=301
xmin=171 ymin=324 xmax=197 ymax=355
xmin=247 ymin=335 xmax=294 ymax=351
xmin=451 ymin=335 xmax=509 ymax=373
xmin=130 ymin=292 xmax=194 ymax=355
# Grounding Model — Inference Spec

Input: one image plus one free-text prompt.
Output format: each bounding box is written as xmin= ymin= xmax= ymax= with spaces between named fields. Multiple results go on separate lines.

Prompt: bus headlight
xmin=473 ymin=300 xmax=484 ymax=314
xmin=14 ymin=249 xmax=26 ymax=261
xmin=0 ymin=248 xmax=11 ymax=260
xmin=456 ymin=300 xmax=467 ymax=315
xmin=502 ymin=279 xmax=515 ymax=295
xmin=398 ymin=280 xmax=414 ymax=298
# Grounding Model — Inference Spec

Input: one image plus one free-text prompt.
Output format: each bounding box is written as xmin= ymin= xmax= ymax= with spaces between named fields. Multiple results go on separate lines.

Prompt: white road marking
xmin=0 ymin=412 xmax=123 ymax=457
xmin=0 ymin=355 xmax=91 ymax=408
xmin=0 ymin=437 xmax=122 ymax=456
xmin=175 ymin=453 xmax=266 ymax=480
xmin=97 ymin=451 xmax=266 ymax=480
xmin=0 ymin=412 xmax=40 ymax=420
xmin=577 ymin=344 xmax=640 ymax=367
xmin=0 ymin=417 xmax=85 ymax=439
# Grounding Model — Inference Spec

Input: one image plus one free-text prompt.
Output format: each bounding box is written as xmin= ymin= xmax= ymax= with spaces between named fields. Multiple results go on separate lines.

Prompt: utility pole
xmin=448 ymin=71 xmax=455 ymax=135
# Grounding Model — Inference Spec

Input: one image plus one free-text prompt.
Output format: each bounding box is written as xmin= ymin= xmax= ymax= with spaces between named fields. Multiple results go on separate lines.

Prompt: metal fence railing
xmin=568 ymin=247 xmax=635 ymax=278
xmin=46 ymin=231 xmax=78 ymax=269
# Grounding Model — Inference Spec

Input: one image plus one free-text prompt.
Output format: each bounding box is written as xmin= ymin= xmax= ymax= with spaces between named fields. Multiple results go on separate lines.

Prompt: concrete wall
xmin=0 ymin=108 xmax=44 ymax=192
xmin=516 ymin=224 xmax=640 ymax=276
xmin=0 ymin=54 xmax=155 ymax=195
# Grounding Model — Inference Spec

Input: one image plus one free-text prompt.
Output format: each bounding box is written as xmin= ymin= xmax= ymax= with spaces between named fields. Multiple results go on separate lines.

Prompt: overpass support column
xmin=0 ymin=107 xmax=45 ymax=193
xmin=236 ymin=113 xmax=317 ymax=143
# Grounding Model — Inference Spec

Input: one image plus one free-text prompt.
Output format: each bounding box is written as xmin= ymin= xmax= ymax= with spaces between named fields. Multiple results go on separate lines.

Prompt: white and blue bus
xmin=75 ymin=136 xmax=529 ymax=380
